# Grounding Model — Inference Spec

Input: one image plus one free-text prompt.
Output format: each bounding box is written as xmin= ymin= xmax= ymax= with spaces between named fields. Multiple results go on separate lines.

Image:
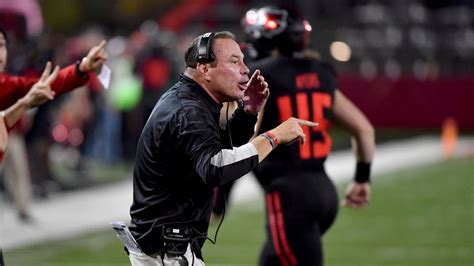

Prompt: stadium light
xmin=330 ymin=41 xmax=352 ymax=62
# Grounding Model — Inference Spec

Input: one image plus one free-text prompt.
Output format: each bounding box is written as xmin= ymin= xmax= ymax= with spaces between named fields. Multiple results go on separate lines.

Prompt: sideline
xmin=1 ymin=136 xmax=472 ymax=251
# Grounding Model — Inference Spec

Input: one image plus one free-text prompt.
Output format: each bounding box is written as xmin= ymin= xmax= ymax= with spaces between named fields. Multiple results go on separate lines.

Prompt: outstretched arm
xmin=333 ymin=90 xmax=375 ymax=208
xmin=3 ymin=62 xmax=59 ymax=128
xmin=51 ymin=40 xmax=108 ymax=96
xmin=0 ymin=62 xmax=59 ymax=152
xmin=251 ymin=117 xmax=318 ymax=162
xmin=205 ymin=117 xmax=318 ymax=186
xmin=0 ymin=40 xmax=108 ymax=110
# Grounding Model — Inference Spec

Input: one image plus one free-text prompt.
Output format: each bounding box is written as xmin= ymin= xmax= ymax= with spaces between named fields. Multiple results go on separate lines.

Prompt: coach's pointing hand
xmin=271 ymin=117 xmax=318 ymax=145
xmin=252 ymin=117 xmax=318 ymax=162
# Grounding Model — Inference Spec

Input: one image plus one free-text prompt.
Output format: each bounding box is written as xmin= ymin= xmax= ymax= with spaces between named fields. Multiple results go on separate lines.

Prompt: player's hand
xmin=342 ymin=181 xmax=371 ymax=208
xmin=21 ymin=62 xmax=59 ymax=108
xmin=80 ymin=40 xmax=108 ymax=73
xmin=270 ymin=117 xmax=318 ymax=145
xmin=243 ymin=69 xmax=269 ymax=114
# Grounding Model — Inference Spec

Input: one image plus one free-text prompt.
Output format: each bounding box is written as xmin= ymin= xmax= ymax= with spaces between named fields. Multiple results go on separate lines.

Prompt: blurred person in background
xmin=26 ymin=28 xmax=105 ymax=191
xmin=239 ymin=6 xmax=375 ymax=266
xmin=127 ymin=31 xmax=318 ymax=265
xmin=0 ymin=63 xmax=58 ymax=223
xmin=66 ymin=28 xmax=109 ymax=169
xmin=26 ymin=29 xmax=109 ymax=198
xmin=83 ymin=35 xmax=126 ymax=166
xmin=0 ymin=25 xmax=107 ymax=221
xmin=130 ymin=30 xmax=174 ymax=153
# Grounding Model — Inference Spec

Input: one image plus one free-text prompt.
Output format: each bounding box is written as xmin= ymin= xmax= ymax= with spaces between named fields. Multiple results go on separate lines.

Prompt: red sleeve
xmin=0 ymin=74 xmax=36 ymax=110
xmin=0 ymin=64 xmax=89 ymax=110
xmin=50 ymin=64 xmax=89 ymax=97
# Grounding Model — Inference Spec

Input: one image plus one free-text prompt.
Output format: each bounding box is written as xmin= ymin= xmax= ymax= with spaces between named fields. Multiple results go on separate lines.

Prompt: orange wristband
xmin=264 ymin=131 xmax=279 ymax=146
xmin=260 ymin=131 xmax=279 ymax=149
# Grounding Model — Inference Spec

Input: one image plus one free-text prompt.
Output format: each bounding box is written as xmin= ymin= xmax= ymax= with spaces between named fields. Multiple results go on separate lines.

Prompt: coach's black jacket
xmin=129 ymin=74 xmax=258 ymax=257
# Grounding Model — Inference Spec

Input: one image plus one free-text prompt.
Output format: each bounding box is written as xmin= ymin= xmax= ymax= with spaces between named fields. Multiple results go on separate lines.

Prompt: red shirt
xmin=0 ymin=63 xmax=90 ymax=162
xmin=0 ymin=63 xmax=89 ymax=110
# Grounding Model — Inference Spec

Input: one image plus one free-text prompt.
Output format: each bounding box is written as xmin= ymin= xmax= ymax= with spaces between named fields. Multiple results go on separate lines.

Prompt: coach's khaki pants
xmin=129 ymin=245 xmax=204 ymax=266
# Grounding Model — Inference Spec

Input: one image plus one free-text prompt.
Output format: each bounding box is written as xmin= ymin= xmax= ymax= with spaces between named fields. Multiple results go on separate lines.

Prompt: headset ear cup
xmin=196 ymin=32 xmax=215 ymax=63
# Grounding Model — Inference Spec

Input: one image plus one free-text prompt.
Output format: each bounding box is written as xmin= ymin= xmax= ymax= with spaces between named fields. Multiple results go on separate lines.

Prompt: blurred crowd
xmin=0 ymin=18 xmax=198 ymax=220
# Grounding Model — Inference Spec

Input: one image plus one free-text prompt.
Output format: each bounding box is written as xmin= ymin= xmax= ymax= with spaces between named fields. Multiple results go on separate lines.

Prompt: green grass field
xmin=3 ymin=158 xmax=473 ymax=266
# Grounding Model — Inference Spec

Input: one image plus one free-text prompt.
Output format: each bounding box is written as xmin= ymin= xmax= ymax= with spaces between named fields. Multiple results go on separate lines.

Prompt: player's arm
xmin=2 ymin=63 xmax=59 ymax=129
xmin=0 ymin=74 xmax=38 ymax=110
xmin=332 ymin=90 xmax=375 ymax=208
xmin=50 ymin=40 xmax=107 ymax=96
xmin=333 ymin=90 xmax=375 ymax=163
xmin=0 ymin=41 xmax=107 ymax=110
xmin=0 ymin=63 xmax=59 ymax=153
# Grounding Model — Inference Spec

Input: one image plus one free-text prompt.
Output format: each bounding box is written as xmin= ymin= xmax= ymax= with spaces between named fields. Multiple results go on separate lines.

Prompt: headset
xmin=196 ymin=32 xmax=216 ymax=63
